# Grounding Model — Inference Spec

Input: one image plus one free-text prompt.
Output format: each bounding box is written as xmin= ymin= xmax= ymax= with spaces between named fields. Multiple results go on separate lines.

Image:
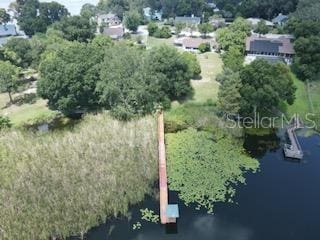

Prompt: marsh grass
xmin=0 ymin=113 xmax=157 ymax=240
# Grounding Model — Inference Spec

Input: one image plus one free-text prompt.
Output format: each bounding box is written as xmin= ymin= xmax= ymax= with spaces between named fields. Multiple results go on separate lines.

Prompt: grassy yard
xmin=285 ymin=75 xmax=320 ymax=129
xmin=191 ymin=52 xmax=223 ymax=103
xmin=147 ymin=36 xmax=175 ymax=48
xmin=0 ymin=93 xmax=56 ymax=127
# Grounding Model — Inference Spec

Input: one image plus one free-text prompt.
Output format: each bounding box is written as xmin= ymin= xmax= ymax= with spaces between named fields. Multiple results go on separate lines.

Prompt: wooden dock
xmin=157 ymin=112 xmax=179 ymax=224
xmin=284 ymin=116 xmax=304 ymax=160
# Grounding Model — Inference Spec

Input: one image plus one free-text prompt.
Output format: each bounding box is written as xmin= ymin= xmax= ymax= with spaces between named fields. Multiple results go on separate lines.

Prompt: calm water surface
xmin=87 ymin=130 xmax=320 ymax=240
xmin=0 ymin=0 xmax=99 ymax=15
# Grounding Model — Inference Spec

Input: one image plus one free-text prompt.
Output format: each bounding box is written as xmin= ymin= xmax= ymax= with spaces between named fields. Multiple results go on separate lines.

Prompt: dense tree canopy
xmin=38 ymin=41 xmax=194 ymax=119
xmin=216 ymin=17 xmax=251 ymax=51
xmin=123 ymin=10 xmax=141 ymax=32
xmin=3 ymin=38 xmax=33 ymax=68
xmin=51 ymin=16 xmax=96 ymax=42
xmin=38 ymin=41 xmax=103 ymax=115
xmin=239 ymin=60 xmax=296 ymax=115
xmin=18 ymin=0 xmax=69 ymax=36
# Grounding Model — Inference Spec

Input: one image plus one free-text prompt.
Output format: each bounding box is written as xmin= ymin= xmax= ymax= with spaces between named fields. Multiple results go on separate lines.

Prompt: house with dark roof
xmin=272 ymin=13 xmax=288 ymax=26
xmin=175 ymin=16 xmax=201 ymax=26
xmin=245 ymin=35 xmax=295 ymax=64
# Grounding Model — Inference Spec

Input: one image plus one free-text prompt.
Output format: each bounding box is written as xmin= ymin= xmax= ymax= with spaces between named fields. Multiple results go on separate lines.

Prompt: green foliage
xmin=217 ymin=68 xmax=242 ymax=116
xmin=3 ymin=38 xmax=32 ymax=68
xmin=221 ymin=46 xmax=244 ymax=72
xmin=175 ymin=22 xmax=186 ymax=36
xmin=147 ymin=22 xmax=158 ymax=36
xmin=198 ymin=43 xmax=211 ymax=53
xmin=236 ymin=0 xmax=298 ymax=19
xmin=0 ymin=113 xmax=157 ymax=239
xmin=182 ymin=52 xmax=201 ymax=79
xmin=293 ymin=0 xmax=320 ymax=22
xmin=0 ymin=61 xmax=19 ymax=104
xmin=239 ymin=60 xmax=296 ymax=115
xmin=255 ymin=20 xmax=269 ymax=35
xmin=0 ymin=115 xmax=12 ymax=130
xmin=124 ymin=10 xmax=141 ymax=32
xmin=38 ymin=41 xmax=103 ymax=115
xmin=0 ymin=8 xmax=10 ymax=24
xmin=216 ymin=17 xmax=251 ymax=51
xmin=80 ymin=3 xmax=96 ymax=19
xmin=52 ymin=16 xmax=96 ymax=42
xmin=140 ymin=208 xmax=159 ymax=223
xmin=166 ymin=128 xmax=259 ymax=212
xmin=153 ymin=26 xmax=172 ymax=38
xmin=17 ymin=0 xmax=69 ymax=36
xmin=198 ymin=23 xmax=214 ymax=38
xmin=293 ymin=36 xmax=320 ymax=81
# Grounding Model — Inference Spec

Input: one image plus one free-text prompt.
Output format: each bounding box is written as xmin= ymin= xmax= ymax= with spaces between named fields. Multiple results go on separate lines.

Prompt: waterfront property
xmin=245 ymin=34 xmax=295 ymax=64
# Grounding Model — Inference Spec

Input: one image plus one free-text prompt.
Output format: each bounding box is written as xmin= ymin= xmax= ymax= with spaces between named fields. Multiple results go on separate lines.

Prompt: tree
xmin=38 ymin=42 xmax=103 ymax=115
xmin=239 ymin=60 xmax=296 ymax=115
xmin=147 ymin=21 xmax=158 ymax=36
xmin=3 ymin=38 xmax=33 ymax=68
xmin=153 ymin=26 xmax=172 ymax=38
xmin=198 ymin=43 xmax=211 ymax=53
xmin=294 ymin=0 xmax=320 ymax=22
xmin=124 ymin=10 xmax=141 ymax=32
xmin=221 ymin=46 xmax=244 ymax=72
xmin=182 ymin=52 xmax=201 ymax=79
xmin=145 ymin=45 xmax=194 ymax=100
xmin=91 ymin=35 xmax=113 ymax=48
xmin=217 ymin=68 xmax=242 ymax=116
xmin=198 ymin=23 xmax=214 ymax=38
xmin=52 ymin=16 xmax=96 ymax=42
xmin=0 ymin=8 xmax=10 ymax=24
xmin=175 ymin=22 xmax=186 ymax=36
xmin=0 ymin=61 xmax=19 ymax=104
xmin=255 ymin=20 xmax=269 ymax=35
xmin=293 ymin=36 xmax=320 ymax=81
xmin=80 ymin=3 xmax=96 ymax=19
xmin=216 ymin=17 xmax=251 ymax=51
xmin=18 ymin=0 xmax=68 ymax=36
xmin=38 ymin=1 xmax=69 ymax=25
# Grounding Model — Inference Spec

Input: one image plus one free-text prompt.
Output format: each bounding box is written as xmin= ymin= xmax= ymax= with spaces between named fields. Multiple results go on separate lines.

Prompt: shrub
xmin=0 ymin=115 xmax=11 ymax=130
xmin=198 ymin=43 xmax=211 ymax=53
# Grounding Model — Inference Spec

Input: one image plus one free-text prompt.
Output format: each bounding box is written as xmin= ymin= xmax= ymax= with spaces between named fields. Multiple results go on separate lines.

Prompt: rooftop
xmin=166 ymin=204 xmax=180 ymax=218
xmin=272 ymin=14 xmax=288 ymax=23
xmin=103 ymin=26 xmax=124 ymax=39
xmin=0 ymin=24 xmax=17 ymax=37
xmin=246 ymin=36 xmax=294 ymax=55
xmin=175 ymin=16 xmax=201 ymax=25
xmin=182 ymin=37 xmax=211 ymax=49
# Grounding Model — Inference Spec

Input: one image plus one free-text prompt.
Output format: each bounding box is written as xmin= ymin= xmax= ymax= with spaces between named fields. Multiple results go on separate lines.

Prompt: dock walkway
xmin=284 ymin=117 xmax=304 ymax=159
xmin=157 ymin=112 xmax=179 ymax=224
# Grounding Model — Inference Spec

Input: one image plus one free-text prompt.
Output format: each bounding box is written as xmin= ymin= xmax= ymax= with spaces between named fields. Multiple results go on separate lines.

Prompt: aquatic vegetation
xmin=140 ymin=208 xmax=160 ymax=223
xmin=166 ymin=128 xmax=259 ymax=213
xmin=0 ymin=113 xmax=158 ymax=240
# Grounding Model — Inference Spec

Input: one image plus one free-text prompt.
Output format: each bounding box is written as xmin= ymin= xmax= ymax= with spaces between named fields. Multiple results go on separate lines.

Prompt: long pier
xmin=284 ymin=116 xmax=304 ymax=160
xmin=157 ymin=112 xmax=179 ymax=224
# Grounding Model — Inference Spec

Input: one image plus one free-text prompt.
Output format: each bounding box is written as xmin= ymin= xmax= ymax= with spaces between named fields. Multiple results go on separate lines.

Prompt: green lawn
xmin=147 ymin=36 xmax=174 ymax=48
xmin=0 ymin=93 xmax=56 ymax=127
xmin=191 ymin=52 xmax=223 ymax=103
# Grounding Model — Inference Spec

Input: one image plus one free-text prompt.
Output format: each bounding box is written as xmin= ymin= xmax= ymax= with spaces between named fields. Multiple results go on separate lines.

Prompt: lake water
xmin=86 ymin=130 xmax=320 ymax=240
xmin=0 ymin=0 xmax=99 ymax=15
